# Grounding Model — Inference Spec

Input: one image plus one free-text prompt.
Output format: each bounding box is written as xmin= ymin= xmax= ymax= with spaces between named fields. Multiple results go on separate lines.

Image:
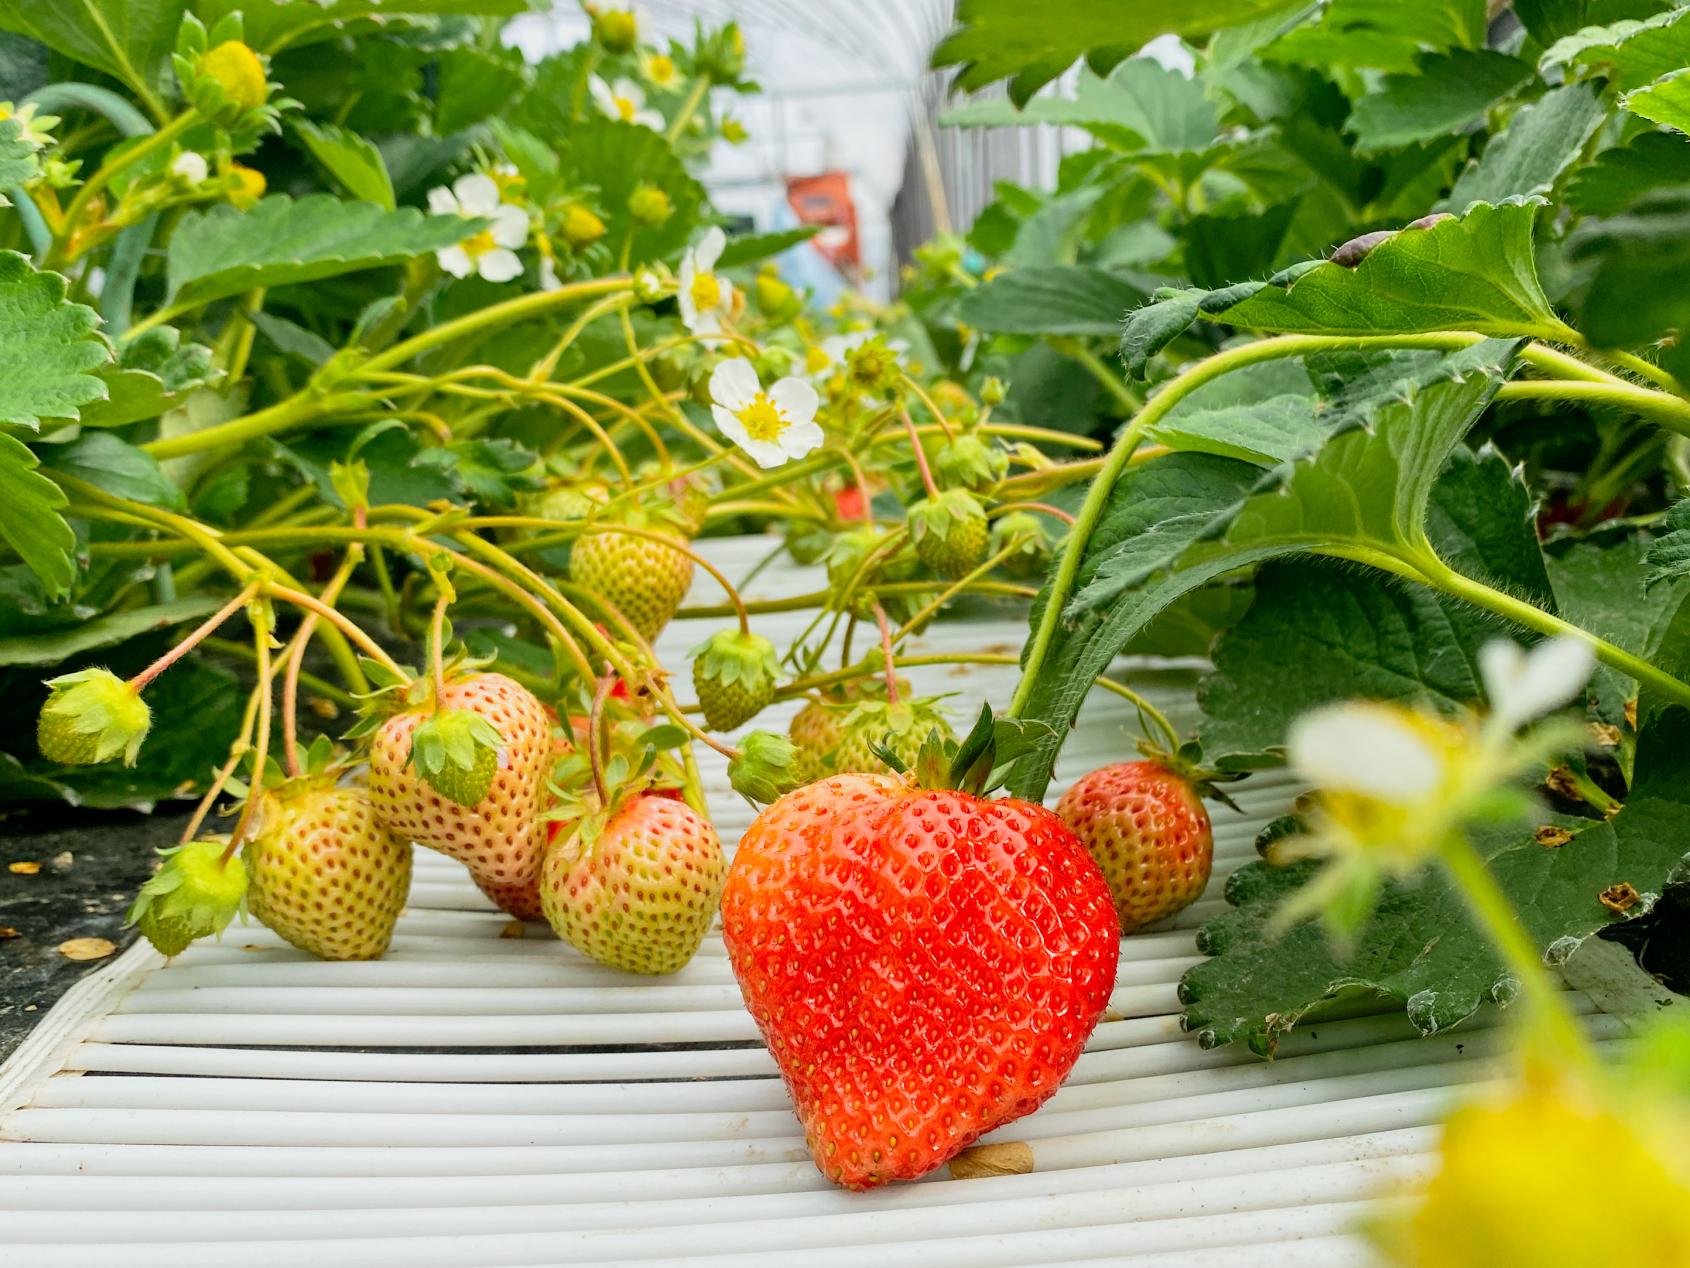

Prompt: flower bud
xmin=562 ymin=203 xmax=607 ymax=249
xmin=199 ymin=40 xmax=268 ymax=112
xmin=593 ymin=8 xmax=639 ymax=54
xmin=628 ymin=183 xmax=672 ymax=227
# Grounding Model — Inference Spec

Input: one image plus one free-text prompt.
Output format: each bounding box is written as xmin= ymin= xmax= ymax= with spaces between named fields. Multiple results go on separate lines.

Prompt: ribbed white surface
xmin=0 ymin=537 xmax=1589 ymax=1265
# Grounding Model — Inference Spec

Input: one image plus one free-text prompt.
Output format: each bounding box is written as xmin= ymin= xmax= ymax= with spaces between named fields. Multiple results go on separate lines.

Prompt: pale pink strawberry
xmin=369 ymin=673 xmax=550 ymax=888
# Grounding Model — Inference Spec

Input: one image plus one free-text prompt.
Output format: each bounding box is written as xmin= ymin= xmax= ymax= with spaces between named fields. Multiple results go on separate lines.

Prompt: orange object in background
xmin=786 ymin=171 xmax=859 ymax=272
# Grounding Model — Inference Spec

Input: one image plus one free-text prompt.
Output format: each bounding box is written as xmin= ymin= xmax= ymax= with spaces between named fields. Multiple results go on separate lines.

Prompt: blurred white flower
xmin=709 ymin=358 xmax=823 ymax=469
xmin=590 ymin=76 xmax=664 ymax=130
xmin=1479 ymin=636 xmax=1596 ymax=732
xmin=640 ymin=50 xmax=682 ymax=91
xmin=427 ymin=173 xmax=528 ymax=283
xmin=1287 ymin=702 xmax=1445 ymax=805
xmin=170 ymin=151 xmax=208 ymax=185
xmin=679 ymin=227 xmax=734 ymax=345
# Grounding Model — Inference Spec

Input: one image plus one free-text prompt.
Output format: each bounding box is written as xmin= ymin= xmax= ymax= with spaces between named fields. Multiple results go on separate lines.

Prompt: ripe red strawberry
xmin=368 ymin=673 xmax=551 ymax=888
xmin=722 ymin=767 xmax=1119 ymax=1190
xmin=1056 ymin=760 xmax=1212 ymax=933
xmin=569 ymin=518 xmax=694 ymax=641
xmin=541 ymin=792 xmax=725 ymax=975
xmin=244 ymin=781 xmax=412 ymax=960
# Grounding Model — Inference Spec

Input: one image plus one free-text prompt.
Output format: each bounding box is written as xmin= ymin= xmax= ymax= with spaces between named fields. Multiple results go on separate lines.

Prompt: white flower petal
xmin=170 ymin=151 xmax=208 ymax=184
xmin=436 ymin=245 xmax=474 ymax=278
xmin=476 ymin=248 xmax=523 ymax=283
xmin=634 ymin=108 xmax=665 ymax=130
xmin=1287 ymin=703 xmax=1443 ymax=804
xmin=427 ymin=186 xmax=459 ymax=216
xmin=1482 ymin=636 xmax=1595 ymax=729
xmin=537 ymin=256 xmax=561 ymax=292
xmin=589 ymin=76 xmax=617 ymax=114
xmin=821 ymin=331 xmax=868 ymax=362
xmin=490 ymin=204 xmax=529 ymax=248
xmin=453 ymin=172 xmax=500 ymax=216
xmin=695 ymin=225 xmax=725 ymax=271
xmin=709 ymin=358 xmax=760 ymax=411
xmin=767 ymin=376 xmax=819 ymax=424
xmin=714 ymin=406 xmax=786 ymax=466
xmin=778 ymin=420 xmax=825 ymax=460
xmin=613 ymin=79 xmax=646 ymax=108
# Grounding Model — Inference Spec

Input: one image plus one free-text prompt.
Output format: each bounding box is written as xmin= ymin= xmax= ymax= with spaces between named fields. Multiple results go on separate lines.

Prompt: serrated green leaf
xmin=1180 ymin=698 xmax=1690 ymax=1049
xmin=1143 ymin=394 xmax=1323 ymax=466
xmin=167 ymin=195 xmax=477 ymax=308
xmin=1566 ymin=130 xmax=1690 ymax=216
xmin=0 ymin=251 xmax=109 ymax=430
xmin=0 ymin=431 xmax=74 ymax=597
xmin=1624 ymin=68 xmax=1690 ymax=134
xmin=434 ymin=44 xmax=527 ymax=135
xmin=1543 ymin=7 xmax=1690 ymax=90
xmin=942 ymin=59 xmax=1218 ymax=153
xmin=1443 ymin=82 xmax=1607 ymax=210
xmin=932 ymin=0 xmax=1304 ymax=106
xmin=0 ymin=0 xmax=181 ymax=104
xmin=1567 ymin=187 xmax=1690 ymax=355
xmin=1262 ymin=0 xmax=1488 ymax=73
xmin=44 ymin=432 xmax=182 ymax=510
xmin=716 ymin=226 xmax=822 ymax=269
xmin=1347 ymin=48 xmax=1534 ymax=152
xmin=543 ymin=117 xmax=707 ymax=266
xmin=0 ymin=596 xmax=221 ymax=666
xmin=411 ymin=438 xmax=543 ymax=508
xmin=955 ymin=266 xmax=1143 ymax=336
xmin=0 ymin=113 xmax=37 ymax=197
xmin=1224 ymin=201 xmax=1573 ymax=341
xmin=196 ymin=0 xmax=526 ymax=52
xmin=1647 ymin=499 xmax=1690 ymax=587
xmin=293 ymin=120 xmax=395 ymax=210
xmin=1010 ymin=363 xmax=1512 ymax=800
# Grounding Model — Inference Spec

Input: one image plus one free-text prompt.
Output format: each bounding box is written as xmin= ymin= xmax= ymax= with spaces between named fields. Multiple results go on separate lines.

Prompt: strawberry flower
xmin=679 ymin=226 xmax=735 ymax=345
xmin=709 ymin=358 xmax=823 ymax=469
xmin=590 ymin=75 xmax=664 ymax=130
xmin=427 ymin=173 xmax=528 ymax=283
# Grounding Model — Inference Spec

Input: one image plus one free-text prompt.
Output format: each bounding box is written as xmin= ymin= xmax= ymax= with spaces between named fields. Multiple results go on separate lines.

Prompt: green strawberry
xmin=408 ymin=707 xmax=503 ymax=807
xmin=245 ymin=781 xmax=412 ymax=961
xmin=788 ymin=695 xmax=845 ymax=783
xmin=833 ymin=696 xmax=955 ymax=775
xmin=569 ymin=515 xmax=695 ymax=642
xmin=691 ymin=628 xmax=780 ymax=731
xmin=541 ymin=791 xmax=725 ymax=975
xmin=126 ymin=838 xmax=248 ymax=957
xmin=909 ymin=489 xmax=989 ymax=579
xmin=37 ymin=668 xmax=151 ymax=766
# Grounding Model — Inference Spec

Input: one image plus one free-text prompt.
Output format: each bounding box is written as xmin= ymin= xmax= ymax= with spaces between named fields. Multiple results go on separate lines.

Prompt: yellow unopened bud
xmin=722 ymin=118 xmax=748 ymax=144
xmin=594 ymin=8 xmax=638 ymax=54
xmin=628 ymin=183 xmax=672 ymax=227
xmin=200 ymin=41 xmax=268 ymax=112
xmin=227 ymin=163 xmax=266 ymax=209
xmin=562 ymin=204 xmax=606 ymax=249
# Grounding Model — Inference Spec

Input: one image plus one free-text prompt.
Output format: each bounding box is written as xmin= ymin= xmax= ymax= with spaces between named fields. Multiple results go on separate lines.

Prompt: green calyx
xmin=728 ymin=729 xmax=805 ymax=803
xmin=126 ymin=838 xmax=247 ymax=957
xmin=909 ymin=488 xmax=990 ymax=578
xmin=37 ymin=668 xmax=152 ymax=766
xmin=845 ymin=335 xmax=903 ymax=397
xmin=836 ymin=696 xmax=955 ymax=776
xmin=409 ymin=708 xmax=504 ymax=807
xmin=876 ymin=702 xmax=1055 ymax=798
xmin=690 ymin=628 xmax=780 ymax=731
xmin=936 ymin=434 xmax=1008 ymax=492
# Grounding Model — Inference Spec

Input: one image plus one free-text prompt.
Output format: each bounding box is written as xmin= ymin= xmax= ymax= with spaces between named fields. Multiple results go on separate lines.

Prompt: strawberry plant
xmin=2 ymin=0 xmax=1690 ymax=1209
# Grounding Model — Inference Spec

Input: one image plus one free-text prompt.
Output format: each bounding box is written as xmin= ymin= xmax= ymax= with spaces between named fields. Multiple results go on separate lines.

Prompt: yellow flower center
xmin=690 ymin=271 xmax=722 ymax=312
xmin=804 ymin=345 xmax=831 ymax=375
xmin=615 ymin=96 xmax=637 ymax=122
xmin=462 ymin=229 xmax=498 ymax=258
xmin=647 ymin=54 xmax=676 ymax=85
xmin=737 ymin=393 xmax=788 ymax=442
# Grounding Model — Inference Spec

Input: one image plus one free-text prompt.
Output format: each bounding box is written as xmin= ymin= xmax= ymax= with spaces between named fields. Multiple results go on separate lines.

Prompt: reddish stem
xmin=994 ymin=500 xmax=1076 ymax=525
xmin=872 ymin=602 xmax=900 ymax=706
xmin=587 ymin=674 xmax=614 ymax=805
xmin=901 ymin=408 xmax=941 ymax=499
xmin=128 ymin=583 xmax=258 ymax=692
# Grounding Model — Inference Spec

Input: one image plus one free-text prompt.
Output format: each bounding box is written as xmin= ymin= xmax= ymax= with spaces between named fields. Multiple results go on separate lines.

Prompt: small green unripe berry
xmin=128 ymin=838 xmax=247 ymax=957
xmin=562 ymin=204 xmax=607 ymax=249
xmin=628 ymin=184 xmax=673 ymax=227
xmin=593 ymin=8 xmax=639 ymax=53
xmin=37 ymin=668 xmax=151 ymax=766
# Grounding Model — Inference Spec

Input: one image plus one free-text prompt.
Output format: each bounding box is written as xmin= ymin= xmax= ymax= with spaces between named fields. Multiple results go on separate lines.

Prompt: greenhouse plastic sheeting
xmin=0 ymin=536 xmax=1614 ymax=1266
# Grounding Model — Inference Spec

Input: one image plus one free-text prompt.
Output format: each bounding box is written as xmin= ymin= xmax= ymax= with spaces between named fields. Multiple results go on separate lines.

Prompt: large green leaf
xmin=1543 ymin=7 xmax=1690 ymax=90
xmin=1567 ymin=188 xmax=1690 ymax=356
xmin=1347 ymin=49 xmax=1534 ymax=152
xmin=0 ymin=0 xmax=181 ymax=105
xmin=1624 ymin=68 xmax=1690 ymax=135
xmin=1180 ymin=697 xmax=1690 ymax=1051
xmin=955 ymin=266 xmax=1144 ymax=336
xmin=166 ymin=195 xmax=476 ymax=307
xmin=1120 ymin=202 xmax=1569 ymax=377
xmin=716 ymin=226 xmax=822 ymax=270
xmin=942 ymin=60 xmax=1218 ymax=153
xmin=1262 ymin=0 xmax=1488 ymax=73
xmin=0 ymin=432 xmax=74 ymax=597
xmin=197 ymin=0 xmax=526 ymax=52
xmin=1442 ymin=82 xmax=1608 ymax=209
xmin=0 ymin=114 xmax=37 ymax=199
xmin=1566 ymin=130 xmax=1690 ymax=216
xmin=0 ymin=595 xmax=220 ymax=666
xmin=1142 ymin=392 xmax=1322 ymax=465
xmin=0 ymin=251 xmax=109 ymax=431
xmin=293 ymin=120 xmax=395 ymax=210
xmin=43 ymin=432 xmax=183 ymax=510
xmin=932 ymin=0 xmax=1305 ymax=106
xmin=1010 ymin=352 xmax=1515 ymax=799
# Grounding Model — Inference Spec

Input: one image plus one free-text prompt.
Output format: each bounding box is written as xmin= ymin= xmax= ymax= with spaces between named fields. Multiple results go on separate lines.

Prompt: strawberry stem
xmin=872 ymin=602 xmax=900 ymax=707
xmin=835 ymin=446 xmax=876 ymax=526
xmin=587 ymin=674 xmax=614 ymax=805
xmin=280 ymin=548 xmax=362 ymax=779
xmin=901 ymin=408 xmax=941 ymax=499
xmin=991 ymin=500 xmax=1075 ymax=526
xmin=182 ymin=687 xmax=262 ymax=846
xmin=224 ymin=603 xmax=277 ymax=860
xmin=901 ymin=374 xmax=957 ymax=442
xmin=127 ymin=582 xmax=260 ymax=693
